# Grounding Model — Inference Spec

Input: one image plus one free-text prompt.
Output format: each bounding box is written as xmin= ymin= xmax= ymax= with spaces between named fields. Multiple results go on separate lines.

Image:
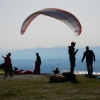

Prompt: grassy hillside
xmin=0 ymin=74 xmax=100 ymax=100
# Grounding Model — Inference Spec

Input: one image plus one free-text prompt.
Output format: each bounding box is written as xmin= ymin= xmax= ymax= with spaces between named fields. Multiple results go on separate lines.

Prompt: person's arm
xmin=75 ymin=49 xmax=78 ymax=55
xmin=68 ymin=46 xmax=71 ymax=55
xmin=2 ymin=56 xmax=5 ymax=59
xmin=81 ymin=52 xmax=85 ymax=62
xmin=92 ymin=51 xmax=95 ymax=61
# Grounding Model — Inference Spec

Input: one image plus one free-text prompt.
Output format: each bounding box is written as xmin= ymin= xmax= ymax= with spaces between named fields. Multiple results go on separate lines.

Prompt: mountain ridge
xmin=0 ymin=46 xmax=100 ymax=60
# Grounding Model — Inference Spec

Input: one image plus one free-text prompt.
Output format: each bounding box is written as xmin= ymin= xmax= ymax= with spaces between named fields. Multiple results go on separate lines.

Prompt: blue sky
xmin=0 ymin=0 xmax=100 ymax=51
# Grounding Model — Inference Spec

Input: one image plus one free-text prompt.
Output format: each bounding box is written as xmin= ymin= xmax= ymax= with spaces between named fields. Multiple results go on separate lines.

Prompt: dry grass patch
xmin=0 ymin=74 xmax=100 ymax=100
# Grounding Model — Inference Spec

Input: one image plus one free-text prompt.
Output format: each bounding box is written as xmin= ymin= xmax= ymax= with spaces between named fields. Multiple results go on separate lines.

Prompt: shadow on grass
xmin=49 ymin=78 xmax=80 ymax=84
xmin=70 ymin=79 xmax=79 ymax=84
xmin=84 ymin=75 xmax=98 ymax=78
xmin=49 ymin=80 xmax=66 ymax=83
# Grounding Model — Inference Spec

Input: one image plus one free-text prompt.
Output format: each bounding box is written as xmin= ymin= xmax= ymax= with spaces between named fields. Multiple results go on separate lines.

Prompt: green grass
xmin=0 ymin=69 xmax=4 ymax=74
xmin=0 ymin=74 xmax=100 ymax=100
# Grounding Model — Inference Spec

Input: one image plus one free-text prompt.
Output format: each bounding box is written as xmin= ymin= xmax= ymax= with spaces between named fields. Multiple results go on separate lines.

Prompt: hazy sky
xmin=0 ymin=0 xmax=100 ymax=51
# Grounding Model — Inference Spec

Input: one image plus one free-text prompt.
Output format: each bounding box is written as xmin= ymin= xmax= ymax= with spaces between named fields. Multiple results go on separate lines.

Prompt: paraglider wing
xmin=20 ymin=8 xmax=82 ymax=35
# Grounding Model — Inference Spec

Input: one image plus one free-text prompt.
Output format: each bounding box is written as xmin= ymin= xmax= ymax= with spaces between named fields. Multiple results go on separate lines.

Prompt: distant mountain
xmin=0 ymin=46 xmax=100 ymax=60
xmin=0 ymin=59 xmax=100 ymax=74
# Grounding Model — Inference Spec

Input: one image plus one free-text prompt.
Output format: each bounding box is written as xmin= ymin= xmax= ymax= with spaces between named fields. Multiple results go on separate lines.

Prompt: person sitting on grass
xmin=53 ymin=68 xmax=60 ymax=74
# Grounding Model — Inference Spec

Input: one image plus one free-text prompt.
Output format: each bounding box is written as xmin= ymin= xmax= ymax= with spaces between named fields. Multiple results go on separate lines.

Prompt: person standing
xmin=68 ymin=42 xmax=78 ymax=74
xmin=34 ymin=53 xmax=41 ymax=74
xmin=2 ymin=55 xmax=9 ymax=77
xmin=81 ymin=46 xmax=95 ymax=77
xmin=7 ymin=53 xmax=13 ymax=76
xmin=2 ymin=53 xmax=13 ymax=77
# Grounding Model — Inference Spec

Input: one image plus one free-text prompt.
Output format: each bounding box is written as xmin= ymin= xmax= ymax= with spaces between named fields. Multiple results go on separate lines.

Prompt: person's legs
xmin=4 ymin=65 xmax=8 ymax=77
xmin=70 ymin=65 xmax=74 ymax=73
xmin=5 ymin=68 xmax=7 ymax=77
xmin=34 ymin=64 xmax=40 ymax=74
xmin=10 ymin=65 xmax=13 ymax=76
xmin=70 ymin=57 xmax=75 ymax=74
xmin=86 ymin=61 xmax=90 ymax=76
xmin=34 ymin=67 xmax=38 ymax=74
xmin=9 ymin=64 xmax=13 ymax=76
xmin=37 ymin=64 xmax=40 ymax=74
xmin=89 ymin=61 xmax=93 ymax=76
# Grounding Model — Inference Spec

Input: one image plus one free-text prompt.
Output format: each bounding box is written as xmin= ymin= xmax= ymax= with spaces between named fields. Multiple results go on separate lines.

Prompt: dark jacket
xmin=36 ymin=56 xmax=41 ymax=65
xmin=82 ymin=50 xmax=95 ymax=61
xmin=68 ymin=46 xmax=76 ymax=57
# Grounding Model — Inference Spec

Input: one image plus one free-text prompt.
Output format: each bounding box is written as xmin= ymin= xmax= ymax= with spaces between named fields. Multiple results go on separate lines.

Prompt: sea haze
xmin=0 ymin=46 xmax=100 ymax=74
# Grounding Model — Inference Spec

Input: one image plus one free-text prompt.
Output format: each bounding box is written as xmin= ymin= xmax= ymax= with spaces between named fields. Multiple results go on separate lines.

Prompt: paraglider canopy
xmin=20 ymin=8 xmax=82 ymax=36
